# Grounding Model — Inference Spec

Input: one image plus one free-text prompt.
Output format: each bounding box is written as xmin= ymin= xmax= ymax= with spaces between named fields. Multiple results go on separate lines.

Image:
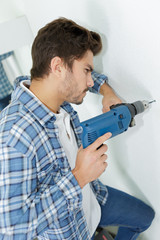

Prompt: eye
xmin=85 ymin=68 xmax=90 ymax=73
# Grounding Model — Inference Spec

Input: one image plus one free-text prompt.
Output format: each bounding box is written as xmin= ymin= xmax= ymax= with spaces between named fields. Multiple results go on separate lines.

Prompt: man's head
xmin=30 ymin=17 xmax=102 ymax=80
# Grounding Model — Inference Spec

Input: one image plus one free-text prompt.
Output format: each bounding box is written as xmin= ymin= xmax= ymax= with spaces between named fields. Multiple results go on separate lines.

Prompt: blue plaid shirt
xmin=0 ymin=71 xmax=108 ymax=240
xmin=0 ymin=52 xmax=13 ymax=99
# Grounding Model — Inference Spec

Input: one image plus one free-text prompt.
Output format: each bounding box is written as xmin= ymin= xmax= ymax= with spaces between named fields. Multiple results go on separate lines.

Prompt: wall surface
xmin=0 ymin=0 xmax=32 ymax=75
xmin=0 ymin=0 xmax=24 ymax=23
xmin=1 ymin=0 xmax=160 ymax=239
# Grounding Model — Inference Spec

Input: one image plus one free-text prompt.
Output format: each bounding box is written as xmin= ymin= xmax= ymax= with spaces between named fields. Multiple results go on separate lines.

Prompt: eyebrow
xmin=86 ymin=64 xmax=93 ymax=72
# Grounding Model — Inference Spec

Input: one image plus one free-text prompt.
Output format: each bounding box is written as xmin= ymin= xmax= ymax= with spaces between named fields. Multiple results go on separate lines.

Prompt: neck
xmin=29 ymin=76 xmax=63 ymax=113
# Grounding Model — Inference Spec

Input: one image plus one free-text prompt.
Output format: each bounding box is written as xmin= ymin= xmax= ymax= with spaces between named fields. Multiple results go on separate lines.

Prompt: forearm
xmin=0 ymin=147 xmax=82 ymax=238
xmin=0 ymin=172 xmax=82 ymax=238
xmin=100 ymin=80 xmax=122 ymax=112
xmin=99 ymin=82 xmax=115 ymax=96
xmin=100 ymin=82 xmax=122 ymax=112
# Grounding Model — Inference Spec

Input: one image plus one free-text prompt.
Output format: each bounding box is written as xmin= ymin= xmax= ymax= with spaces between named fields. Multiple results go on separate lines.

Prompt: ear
xmin=50 ymin=56 xmax=64 ymax=77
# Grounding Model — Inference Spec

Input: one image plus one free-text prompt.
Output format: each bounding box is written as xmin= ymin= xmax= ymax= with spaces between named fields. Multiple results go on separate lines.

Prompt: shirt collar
xmin=12 ymin=76 xmax=76 ymax=125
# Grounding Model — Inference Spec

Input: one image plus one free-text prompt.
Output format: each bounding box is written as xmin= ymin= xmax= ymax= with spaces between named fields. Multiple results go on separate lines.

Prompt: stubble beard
xmin=63 ymin=72 xmax=88 ymax=105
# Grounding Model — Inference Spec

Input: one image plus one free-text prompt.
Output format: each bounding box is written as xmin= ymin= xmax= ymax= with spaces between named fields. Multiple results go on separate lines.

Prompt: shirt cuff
xmin=90 ymin=70 xmax=108 ymax=94
xmin=56 ymin=171 xmax=82 ymax=210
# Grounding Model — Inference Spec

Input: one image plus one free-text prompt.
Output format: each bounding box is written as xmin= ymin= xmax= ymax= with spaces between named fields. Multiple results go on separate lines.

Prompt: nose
xmin=87 ymin=74 xmax=94 ymax=88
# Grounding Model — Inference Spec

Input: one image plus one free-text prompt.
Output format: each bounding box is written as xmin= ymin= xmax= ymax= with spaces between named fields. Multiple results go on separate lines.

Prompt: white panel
xmin=2 ymin=55 xmax=22 ymax=85
xmin=0 ymin=15 xmax=33 ymax=54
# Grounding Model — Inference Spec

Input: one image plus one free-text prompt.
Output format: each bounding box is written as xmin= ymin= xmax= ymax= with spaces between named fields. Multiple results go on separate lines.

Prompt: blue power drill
xmin=80 ymin=100 xmax=155 ymax=148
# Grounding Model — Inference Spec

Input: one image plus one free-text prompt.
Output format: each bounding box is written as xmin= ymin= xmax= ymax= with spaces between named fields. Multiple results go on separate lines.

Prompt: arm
xmin=91 ymin=71 xmax=122 ymax=113
xmin=0 ymin=144 xmax=82 ymax=239
xmin=100 ymin=82 xmax=122 ymax=112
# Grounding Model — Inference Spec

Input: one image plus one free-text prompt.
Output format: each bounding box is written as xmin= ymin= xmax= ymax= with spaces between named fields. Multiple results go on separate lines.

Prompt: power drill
xmin=80 ymin=100 xmax=155 ymax=148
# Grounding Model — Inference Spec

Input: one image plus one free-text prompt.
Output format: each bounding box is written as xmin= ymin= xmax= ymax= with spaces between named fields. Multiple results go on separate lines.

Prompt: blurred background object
xmin=0 ymin=15 xmax=33 ymax=111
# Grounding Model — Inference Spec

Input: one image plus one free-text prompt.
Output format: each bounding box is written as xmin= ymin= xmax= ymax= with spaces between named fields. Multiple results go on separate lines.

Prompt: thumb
xmin=102 ymin=106 xmax=110 ymax=113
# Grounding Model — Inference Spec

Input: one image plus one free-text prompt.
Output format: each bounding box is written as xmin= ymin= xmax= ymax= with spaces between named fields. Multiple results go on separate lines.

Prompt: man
xmin=0 ymin=18 xmax=154 ymax=240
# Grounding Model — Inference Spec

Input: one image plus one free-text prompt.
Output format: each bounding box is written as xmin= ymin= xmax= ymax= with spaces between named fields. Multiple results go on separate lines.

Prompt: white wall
xmin=0 ymin=0 xmax=33 ymax=75
xmin=0 ymin=0 xmax=24 ymax=23
xmin=1 ymin=0 xmax=160 ymax=239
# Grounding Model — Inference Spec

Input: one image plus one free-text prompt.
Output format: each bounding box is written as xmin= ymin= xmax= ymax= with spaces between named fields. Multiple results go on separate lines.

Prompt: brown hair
xmin=30 ymin=17 xmax=102 ymax=79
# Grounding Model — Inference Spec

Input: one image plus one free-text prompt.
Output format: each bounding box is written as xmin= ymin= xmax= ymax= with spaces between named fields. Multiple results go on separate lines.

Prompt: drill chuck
xmin=111 ymin=100 xmax=150 ymax=119
xmin=125 ymin=100 xmax=155 ymax=118
xmin=131 ymin=101 xmax=146 ymax=114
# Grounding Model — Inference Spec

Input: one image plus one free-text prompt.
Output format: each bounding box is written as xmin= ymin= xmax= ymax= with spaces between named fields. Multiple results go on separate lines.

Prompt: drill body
xmin=80 ymin=100 xmax=151 ymax=148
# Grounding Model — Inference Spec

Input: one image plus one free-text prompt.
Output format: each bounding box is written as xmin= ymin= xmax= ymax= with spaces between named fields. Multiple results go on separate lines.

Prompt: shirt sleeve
xmin=90 ymin=70 xmax=108 ymax=94
xmin=0 ymin=51 xmax=13 ymax=61
xmin=90 ymin=179 xmax=108 ymax=206
xmin=0 ymin=144 xmax=82 ymax=239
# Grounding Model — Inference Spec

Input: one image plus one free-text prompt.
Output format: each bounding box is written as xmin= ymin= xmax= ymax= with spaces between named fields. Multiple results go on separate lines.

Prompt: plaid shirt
xmin=0 ymin=52 xmax=13 ymax=99
xmin=0 ymin=71 xmax=108 ymax=240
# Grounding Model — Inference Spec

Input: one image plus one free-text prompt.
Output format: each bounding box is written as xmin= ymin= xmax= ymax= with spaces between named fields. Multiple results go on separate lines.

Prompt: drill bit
xmin=141 ymin=100 xmax=156 ymax=110
xmin=149 ymin=100 xmax=156 ymax=104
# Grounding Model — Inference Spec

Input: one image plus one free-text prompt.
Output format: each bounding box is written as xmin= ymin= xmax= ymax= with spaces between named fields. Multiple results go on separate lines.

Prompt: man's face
xmin=61 ymin=50 xmax=94 ymax=105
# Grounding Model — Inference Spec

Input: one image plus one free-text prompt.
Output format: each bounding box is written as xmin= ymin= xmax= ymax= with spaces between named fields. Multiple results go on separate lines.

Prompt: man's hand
xmin=100 ymin=83 xmax=122 ymax=113
xmin=72 ymin=132 xmax=112 ymax=189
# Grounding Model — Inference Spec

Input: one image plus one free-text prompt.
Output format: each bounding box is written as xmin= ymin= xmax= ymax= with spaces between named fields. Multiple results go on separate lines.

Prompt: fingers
xmin=88 ymin=132 xmax=112 ymax=151
xmin=95 ymin=144 xmax=108 ymax=158
xmin=103 ymin=161 xmax=108 ymax=168
xmin=100 ymin=153 xmax=108 ymax=163
xmin=101 ymin=154 xmax=108 ymax=173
